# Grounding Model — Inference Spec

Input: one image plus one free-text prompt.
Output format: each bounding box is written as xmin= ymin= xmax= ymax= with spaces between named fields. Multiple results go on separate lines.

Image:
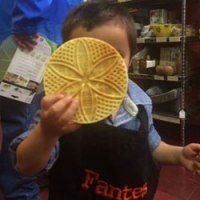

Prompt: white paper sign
xmin=0 ymin=37 xmax=51 ymax=103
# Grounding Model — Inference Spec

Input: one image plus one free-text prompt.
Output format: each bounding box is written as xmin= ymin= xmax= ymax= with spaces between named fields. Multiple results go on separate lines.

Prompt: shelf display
xmin=136 ymin=36 xmax=199 ymax=43
xmin=120 ymin=0 xmax=200 ymax=142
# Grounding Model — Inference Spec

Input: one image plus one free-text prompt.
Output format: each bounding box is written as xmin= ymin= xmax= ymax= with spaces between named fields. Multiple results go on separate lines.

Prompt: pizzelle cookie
xmin=44 ymin=37 xmax=128 ymax=124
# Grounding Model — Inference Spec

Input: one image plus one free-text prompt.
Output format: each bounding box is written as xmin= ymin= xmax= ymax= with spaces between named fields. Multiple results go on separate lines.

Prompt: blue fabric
xmin=12 ymin=0 xmax=83 ymax=44
xmin=0 ymin=0 xmax=14 ymax=43
xmin=10 ymin=80 xmax=161 ymax=173
xmin=10 ymin=118 xmax=60 ymax=172
xmin=0 ymin=92 xmax=44 ymax=200
xmin=0 ymin=0 xmax=83 ymax=44
xmin=105 ymin=80 xmax=161 ymax=151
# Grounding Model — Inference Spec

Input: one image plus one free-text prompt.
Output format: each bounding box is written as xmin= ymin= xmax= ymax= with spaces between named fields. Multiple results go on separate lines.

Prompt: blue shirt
xmin=0 ymin=0 xmax=83 ymax=44
xmin=10 ymin=80 xmax=161 ymax=171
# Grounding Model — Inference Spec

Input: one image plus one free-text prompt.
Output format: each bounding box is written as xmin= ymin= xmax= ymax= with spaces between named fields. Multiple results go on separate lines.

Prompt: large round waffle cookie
xmin=44 ymin=37 xmax=128 ymax=124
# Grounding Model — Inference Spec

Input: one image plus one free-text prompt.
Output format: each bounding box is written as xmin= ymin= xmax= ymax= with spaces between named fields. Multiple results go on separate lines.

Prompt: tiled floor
xmin=155 ymin=165 xmax=200 ymax=200
xmin=153 ymin=123 xmax=200 ymax=200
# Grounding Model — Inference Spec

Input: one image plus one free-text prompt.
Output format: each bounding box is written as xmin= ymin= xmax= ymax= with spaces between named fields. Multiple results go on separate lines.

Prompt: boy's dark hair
xmin=62 ymin=1 xmax=137 ymax=58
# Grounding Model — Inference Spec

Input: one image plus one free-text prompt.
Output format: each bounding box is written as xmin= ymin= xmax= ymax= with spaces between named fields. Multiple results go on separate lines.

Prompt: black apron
xmin=49 ymin=105 xmax=160 ymax=200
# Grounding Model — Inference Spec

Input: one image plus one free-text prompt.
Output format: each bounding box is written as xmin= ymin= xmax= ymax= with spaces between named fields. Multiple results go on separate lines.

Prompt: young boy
xmin=11 ymin=1 xmax=200 ymax=200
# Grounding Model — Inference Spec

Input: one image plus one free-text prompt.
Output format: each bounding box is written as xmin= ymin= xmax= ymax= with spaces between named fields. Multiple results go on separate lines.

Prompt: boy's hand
xmin=180 ymin=143 xmax=200 ymax=175
xmin=14 ymin=34 xmax=39 ymax=51
xmin=40 ymin=94 xmax=81 ymax=138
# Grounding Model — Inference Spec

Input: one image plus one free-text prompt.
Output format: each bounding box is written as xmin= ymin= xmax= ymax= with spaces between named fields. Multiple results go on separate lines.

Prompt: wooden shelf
xmin=153 ymin=112 xmax=180 ymax=124
xmin=152 ymin=103 xmax=200 ymax=124
xmin=129 ymin=73 xmax=179 ymax=82
xmin=136 ymin=37 xmax=199 ymax=44
xmin=118 ymin=0 xmax=199 ymax=8
xmin=129 ymin=69 xmax=200 ymax=82
xmin=120 ymin=0 xmax=200 ymax=127
xmin=118 ymin=0 xmax=182 ymax=8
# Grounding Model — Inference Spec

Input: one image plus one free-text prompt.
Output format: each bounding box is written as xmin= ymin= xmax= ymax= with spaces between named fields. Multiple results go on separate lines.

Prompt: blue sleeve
xmin=128 ymin=80 xmax=161 ymax=151
xmin=145 ymin=104 xmax=161 ymax=151
xmin=9 ymin=110 xmax=59 ymax=172
xmin=12 ymin=0 xmax=53 ymax=35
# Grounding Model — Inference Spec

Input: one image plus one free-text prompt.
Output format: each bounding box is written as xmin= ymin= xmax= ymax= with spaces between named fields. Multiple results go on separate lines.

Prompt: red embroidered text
xmin=81 ymin=169 xmax=148 ymax=200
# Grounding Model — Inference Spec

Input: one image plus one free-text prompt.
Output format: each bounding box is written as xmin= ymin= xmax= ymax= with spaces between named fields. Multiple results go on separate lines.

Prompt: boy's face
xmin=69 ymin=21 xmax=131 ymax=67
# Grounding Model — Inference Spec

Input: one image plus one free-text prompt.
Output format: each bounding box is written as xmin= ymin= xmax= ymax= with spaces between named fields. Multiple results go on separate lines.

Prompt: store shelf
xmin=153 ymin=112 xmax=180 ymax=124
xmin=152 ymin=103 xmax=200 ymax=124
xmin=118 ymin=0 xmax=199 ymax=8
xmin=129 ymin=71 xmax=200 ymax=82
xmin=129 ymin=73 xmax=179 ymax=82
xmin=122 ymin=0 xmax=200 ymax=131
xmin=136 ymin=37 xmax=200 ymax=44
xmin=118 ymin=0 xmax=181 ymax=8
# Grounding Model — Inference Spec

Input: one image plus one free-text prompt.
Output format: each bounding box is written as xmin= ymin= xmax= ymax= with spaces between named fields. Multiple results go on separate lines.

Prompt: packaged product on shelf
xmin=140 ymin=25 xmax=154 ymax=37
xmin=139 ymin=55 xmax=156 ymax=74
xmin=150 ymin=24 xmax=174 ymax=37
xmin=131 ymin=47 xmax=148 ymax=72
xmin=134 ymin=22 xmax=142 ymax=37
xmin=158 ymin=47 xmax=181 ymax=75
xmin=171 ymin=24 xmax=197 ymax=37
xmin=146 ymin=86 xmax=181 ymax=114
xmin=156 ymin=65 xmax=175 ymax=76
xmin=150 ymin=9 xmax=167 ymax=24
xmin=167 ymin=10 xmax=177 ymax=24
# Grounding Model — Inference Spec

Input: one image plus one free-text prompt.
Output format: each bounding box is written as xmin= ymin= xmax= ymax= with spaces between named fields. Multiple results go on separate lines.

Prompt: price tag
xmin=167 ymin=76 xmax=179 ymax=82
xmin=156 ymin=37 xmax=167 ymax=43
xmin=179 ymin=109 xmax=186 ymax=119
xmin=136 ymin=38 xmax=145 ymax=43
xmin=169 ymin=37 xmax=181 ymax=42
xmin=145 ymin=38 xmax=156 ymax=43
xmin=154 ymin=75 xmax=164 ymax=80
xmin=146 ymin=60 xmax=156 ymax=68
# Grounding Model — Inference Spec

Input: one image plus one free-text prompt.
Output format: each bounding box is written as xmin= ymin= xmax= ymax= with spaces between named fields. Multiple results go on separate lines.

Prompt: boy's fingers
xmin=47 ymin=95 xmax=73 ymax=118
xmin=41 ymin=94 xmax=65 ymax=110
xmin=194 ymin=160 xmax=200 ymax=168
xmin=192 ymin=160 xmax=200 ymax=175
xmin=190 ymin=143 xmax=200 ymax=153
xmin=184 ymin=143 xmax=200 ymax=158
xmin=62 ymin=122 xmax=81 ymax=134
xmin=58 ymin=99 xmax=79 ymax=124
xmin=196 ymin=154 xmax=200 ymax=161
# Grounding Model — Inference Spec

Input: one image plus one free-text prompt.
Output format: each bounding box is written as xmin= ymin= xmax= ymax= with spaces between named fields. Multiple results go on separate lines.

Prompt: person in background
xmin=0 ymin=0 xmax=83 ymax=46
xmin=0 ymin=0 xmax=83 ymax=199
xmin=0 ymin=0 xmax=14 ymax=44
xmin=10 ymin=1 xmax=200 ymax=200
